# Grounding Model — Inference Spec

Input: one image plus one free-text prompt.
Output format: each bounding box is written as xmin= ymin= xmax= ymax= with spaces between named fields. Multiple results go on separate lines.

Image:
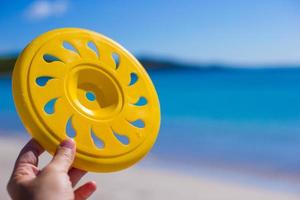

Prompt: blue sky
xmin=0 ymin=0 xmax=300 ymax=65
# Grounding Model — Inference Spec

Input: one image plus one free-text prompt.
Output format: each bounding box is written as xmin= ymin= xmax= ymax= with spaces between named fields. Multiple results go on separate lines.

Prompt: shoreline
xmin=144 ymin=155 xmax=300 ymax=195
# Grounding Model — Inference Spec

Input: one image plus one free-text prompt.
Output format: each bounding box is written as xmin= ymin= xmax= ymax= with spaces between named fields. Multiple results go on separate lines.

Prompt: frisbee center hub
xmin=67 ymin=65 xmax=123 ymax=120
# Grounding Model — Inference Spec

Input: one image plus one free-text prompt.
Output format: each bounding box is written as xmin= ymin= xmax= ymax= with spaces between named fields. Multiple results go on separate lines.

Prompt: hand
xmin=7 ymin=139 xmax=97 ymax=200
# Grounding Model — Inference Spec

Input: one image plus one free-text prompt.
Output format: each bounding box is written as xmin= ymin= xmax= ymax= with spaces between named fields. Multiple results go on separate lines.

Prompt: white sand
xmin=0 ymin=137 xmax=299 ymax=200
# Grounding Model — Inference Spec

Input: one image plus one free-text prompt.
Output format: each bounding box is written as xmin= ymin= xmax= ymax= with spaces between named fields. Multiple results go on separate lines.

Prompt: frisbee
xmin=12 ymin=28 xmax=160 ymax=172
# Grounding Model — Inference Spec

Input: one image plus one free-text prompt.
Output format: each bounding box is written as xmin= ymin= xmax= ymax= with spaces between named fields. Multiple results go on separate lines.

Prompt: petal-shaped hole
xmin=129 ymin=73 xmax=138 ymax=86
xmin=66 ymin=116 xmax=76 ymax=138
xmin=133 ymin=96 xmax=148 ymax=106
xmin=44 ymin=98 xmax=57 ymax=114
xmin=129 ymin=119 xmax=145 ymax=128
xmin=63 ymin=41 xmax=79 ymax=55
xmin=36 ymin=76 xmax=53 ymax=87
xmin=113 ymin=130 xmax=129 ymax=145
xmin=87 ymin=41 xmax=99 ymax=57
xmin=43 ymin=54 xmax=62 ymax=63
xmin=112 ymin=53 xmax=120 ymax=69
xmin=91 ymin=128 xmax=105 ymax=149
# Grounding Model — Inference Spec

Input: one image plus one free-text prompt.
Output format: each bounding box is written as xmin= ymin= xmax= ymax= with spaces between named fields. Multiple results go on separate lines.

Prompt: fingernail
xmin=60 ymin=139 xmax=75 ymax=149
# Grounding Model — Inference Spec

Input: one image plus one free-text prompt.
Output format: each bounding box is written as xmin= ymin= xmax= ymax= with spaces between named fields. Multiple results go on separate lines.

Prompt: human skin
xmin=7 ymin=139 xmax=97 ymax=200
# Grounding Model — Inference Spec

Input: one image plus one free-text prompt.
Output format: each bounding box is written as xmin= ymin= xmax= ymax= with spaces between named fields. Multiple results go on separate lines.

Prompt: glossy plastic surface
xmin=12 ymin=28 xmax=160 ymax=172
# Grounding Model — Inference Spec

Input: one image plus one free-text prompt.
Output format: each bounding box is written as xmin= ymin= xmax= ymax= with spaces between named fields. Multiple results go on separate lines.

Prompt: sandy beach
xmin=0 ymin=136 xmax=299 ymax=200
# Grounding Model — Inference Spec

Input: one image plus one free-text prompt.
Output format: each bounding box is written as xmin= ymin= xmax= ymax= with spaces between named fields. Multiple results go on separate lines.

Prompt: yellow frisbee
xmin=12 ymin=28 xmax=160 ymax=172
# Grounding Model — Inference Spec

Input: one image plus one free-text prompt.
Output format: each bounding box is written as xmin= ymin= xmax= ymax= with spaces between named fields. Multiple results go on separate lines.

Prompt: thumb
xmin=48 ymin=139 xmax=76 ymax=172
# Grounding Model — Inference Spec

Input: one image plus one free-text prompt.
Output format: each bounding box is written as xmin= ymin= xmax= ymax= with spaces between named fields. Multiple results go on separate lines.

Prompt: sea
xmin=1 ymin=67 xmax=300 ymax=191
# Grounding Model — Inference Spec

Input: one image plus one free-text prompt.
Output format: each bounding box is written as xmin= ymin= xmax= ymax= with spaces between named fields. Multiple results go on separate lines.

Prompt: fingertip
xmin=84 ymin=181 xmax=97 ymax=192
xmin=89 ymin=181 xmax=97 ymax=191
xmin=74 ymin=181 xmax=97 ymax=199
xmin=25 ymin=139 xmax=44 ymax=155
xmin=15 ymin=139 xmax=44 ymax=168
xmin=60 ymin=138 xmax=75 ymax=150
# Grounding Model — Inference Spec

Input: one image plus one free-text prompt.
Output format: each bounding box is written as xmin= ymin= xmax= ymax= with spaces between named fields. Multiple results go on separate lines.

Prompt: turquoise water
xmin=1 ymin=68 xmax=300 ymax=178
xmin=150 ymin=68 xmax=300 ymax=178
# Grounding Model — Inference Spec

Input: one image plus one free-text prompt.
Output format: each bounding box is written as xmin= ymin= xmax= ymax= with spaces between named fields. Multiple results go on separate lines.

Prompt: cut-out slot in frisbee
xmin=12 ymin=28 xmax=160 ymax=172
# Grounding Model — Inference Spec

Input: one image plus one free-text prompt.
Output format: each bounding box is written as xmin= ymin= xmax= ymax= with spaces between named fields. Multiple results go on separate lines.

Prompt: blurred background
xmin=1 ymin=0 xmax=300 ymax=199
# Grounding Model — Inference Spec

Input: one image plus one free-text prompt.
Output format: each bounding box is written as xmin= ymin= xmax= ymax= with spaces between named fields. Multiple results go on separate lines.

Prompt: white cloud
xmin=24 ymin=0 xmax=69 ymax=21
